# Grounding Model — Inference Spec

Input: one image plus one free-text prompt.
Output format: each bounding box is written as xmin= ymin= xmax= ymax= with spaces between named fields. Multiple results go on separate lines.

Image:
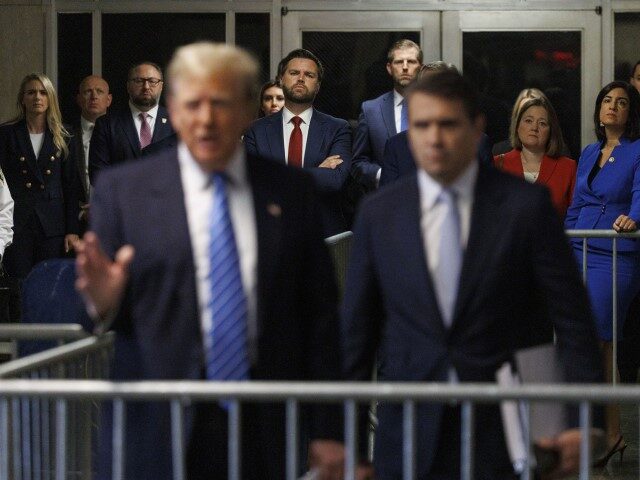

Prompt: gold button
xmin=50 ymin=156 xmax=55 ymax=161
xmin=45 ymin=169 xmax=51 ymax=175
xmin=19 ymin=157 xmax=25 ymax=162
xmin=21 ymin=170 xmax=27 ymax=174
xmin=40 ymin=184 xmax=44 ymax=190
xmin=25 ymin=182 xmax=31 ymax=188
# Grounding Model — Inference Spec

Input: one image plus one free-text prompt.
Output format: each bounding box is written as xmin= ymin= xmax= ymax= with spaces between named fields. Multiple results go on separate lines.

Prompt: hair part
xmin=405 ymin=69 xmax=481 ymax=121
xmin=166 ymin=42 xmax=260 ymax=105
xmin=13 ymin=73 xmax=69 ymax=158
xmin=277 ymin=49 xmax=324 ymax=83
xmin=257 ymin=79 xmax=282 ymax=118
xmin=510 ymin=97 xmax=567 ymax=157
xmin=387 ymin=39 xmax=423 ymax=64
xmin=594 ymin=80 xmax=640 ymax=142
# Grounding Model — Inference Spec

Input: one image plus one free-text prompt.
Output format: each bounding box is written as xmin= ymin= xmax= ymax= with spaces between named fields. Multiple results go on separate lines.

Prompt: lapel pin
xmin=161 ymin=118 xmax=167 ymax=124
xmin=608 ymin=157 xmax=615 ymax=163
xmin=267 ymin=203 xmax=282 ymax=217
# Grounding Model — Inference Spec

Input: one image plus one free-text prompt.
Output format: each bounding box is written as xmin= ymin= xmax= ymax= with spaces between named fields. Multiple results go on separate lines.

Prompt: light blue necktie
xmin=206 ymin=173 xmax=250 ymax=382
xmin=434 ymin=188 xmax=462 ymax=328
xmin=400 ymin=99 xmax=408 ymax=132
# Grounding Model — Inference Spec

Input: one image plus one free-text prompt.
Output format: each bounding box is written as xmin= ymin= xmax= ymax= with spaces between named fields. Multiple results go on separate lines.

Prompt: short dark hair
xmin=510 ymin=97 xmax=567 ymax=158
xmin=128 ymin=61 xmax=164 ymax=80
xmin=277 ymin=49 xmax=324 ymax=83
xmin=405 ymin=69 xmax=481 ymax=120
xmin=631 ymin=60 xmax=640 ymax=79
xmin=387 ymin=39 xmax=423 ymax=64
xmin=593 ymin=81 xmax=640 ymax=142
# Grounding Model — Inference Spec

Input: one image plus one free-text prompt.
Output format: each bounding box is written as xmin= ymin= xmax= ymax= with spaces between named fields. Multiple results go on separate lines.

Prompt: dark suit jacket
xmin=495 ymin=149 xmax=576 ymax=219
xmin=352 ymin=90 xmax=396 ymax=191
xmin=91 ymin=148 xmax=342 ymax=480
xmin=565 ymin=137 xmax=640 ymax=252
xmin=243 ymin=108 xmax=352 ymax=236
xmin=69 ymin=123 xmax=89 ymax=204
xmin=0 ymin=120 xmax=79 ymax=238
xmin=379 ymin=130 xmax=493 ymax=187
xmin=88 ymin=105 xmax=174 ymax=184
xmin=342 ymin=165 xmax=602 ymax=479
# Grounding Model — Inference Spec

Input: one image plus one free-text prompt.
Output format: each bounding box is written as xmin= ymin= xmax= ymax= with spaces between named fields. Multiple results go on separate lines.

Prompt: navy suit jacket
xmin=243 ymin=108 xmax=352 ymax=236
xmin=342 ymin=165 xmax=602 ymax=479
xmin=0 ymin=120 xmax=79 ymax=237
xmin=88 ymin=105 xmax=174 ymax=184
xmin=91 ymin=148 xmax=341 ymax=479
xmin=352 ymin=90 xmax=396 ymax=191
xmin=379 ymin=130 xmax=494 ymax=187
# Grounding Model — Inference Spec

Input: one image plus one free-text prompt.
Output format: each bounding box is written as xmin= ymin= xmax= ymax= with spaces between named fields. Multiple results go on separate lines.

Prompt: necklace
xmin=520 ymin=152 xmax=541 ymax=179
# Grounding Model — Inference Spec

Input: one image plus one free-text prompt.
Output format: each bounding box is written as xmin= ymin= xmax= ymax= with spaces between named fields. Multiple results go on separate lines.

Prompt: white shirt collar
xmin=393 ymin=89 xmax=405 ymax=108
xmin=129 ymin=102 xmax=159 ymax=119
xmin=418 ymin=160 xmax=479 ymax=212
xmin=282 ymin=106 xmax=313 ymax=125
xmin=177 ymin=141 xmax=247 ymax=191
xmin=80 ymin=116 xmax=94 ymax=132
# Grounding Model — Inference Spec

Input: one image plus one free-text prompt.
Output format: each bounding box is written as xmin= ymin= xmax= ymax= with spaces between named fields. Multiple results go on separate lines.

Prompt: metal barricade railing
xmin=0 ymin=379 xmax=636 ymax=480
xmin=565 ymin=229 xmax=640 ymax=385
xmin=0 ymin=332 xmax=114 ymax=480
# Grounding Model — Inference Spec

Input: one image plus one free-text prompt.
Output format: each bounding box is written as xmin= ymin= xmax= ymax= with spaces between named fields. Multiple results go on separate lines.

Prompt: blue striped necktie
xmin=400 ymin=99 xmax=408 ymax=132
xmin=206 ymin=172 xmax=250 ymax=382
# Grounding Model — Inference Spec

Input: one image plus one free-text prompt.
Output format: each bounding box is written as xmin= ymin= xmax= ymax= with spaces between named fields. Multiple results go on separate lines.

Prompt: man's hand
xmin=613 ymin=214 xmax=637 ymax=232
xmin=318 ymin=155 xmax=343 ymax=169
xmin=64 ymin=234 xmax=80 ymax=253
xmin=75 ymin=231 xmax=134 ymax=321
xmin=308 ymin=440 xmax=375 ymax=480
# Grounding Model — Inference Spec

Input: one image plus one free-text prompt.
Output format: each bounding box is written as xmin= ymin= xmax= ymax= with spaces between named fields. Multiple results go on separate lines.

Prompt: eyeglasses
xmin=129 ymin=77 xmax=163 ymax=87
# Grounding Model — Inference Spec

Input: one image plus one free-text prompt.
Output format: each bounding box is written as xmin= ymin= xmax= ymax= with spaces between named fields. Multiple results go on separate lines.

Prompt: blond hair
xmin=167 ymin=42 xmax=260 ymax=105
xmin=13 ymin=73 xmax=69 ymax=158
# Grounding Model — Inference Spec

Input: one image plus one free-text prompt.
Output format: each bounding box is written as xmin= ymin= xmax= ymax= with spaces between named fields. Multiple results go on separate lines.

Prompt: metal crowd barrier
xmin=0 ymin=332 xmax=114 ymax=480
xmin=0 ymin=379 xmax=637 ymax=480
xmin=565 ymin=229 xmax=640 ymax=385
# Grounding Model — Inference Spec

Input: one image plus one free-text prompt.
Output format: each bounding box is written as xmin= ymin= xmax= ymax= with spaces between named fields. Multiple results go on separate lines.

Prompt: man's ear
xmin=106 ymin=94 xmax=113 ymax=108
xmin=386 ymin=63 xmax=393 ymax=76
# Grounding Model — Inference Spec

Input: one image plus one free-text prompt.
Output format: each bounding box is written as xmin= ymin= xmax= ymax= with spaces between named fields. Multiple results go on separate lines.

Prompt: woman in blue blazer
xmin=0 ymin=73 xmax=79 ymax=281
xmin=565 ymin=80 xmax=640 ymax=464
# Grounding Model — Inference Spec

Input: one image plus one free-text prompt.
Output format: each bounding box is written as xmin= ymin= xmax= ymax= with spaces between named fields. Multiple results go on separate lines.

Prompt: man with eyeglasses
xmin=89 ymin=62 xmax=175 ymax=184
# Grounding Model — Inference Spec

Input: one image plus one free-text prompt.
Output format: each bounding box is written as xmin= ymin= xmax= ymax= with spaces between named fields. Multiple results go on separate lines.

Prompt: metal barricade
xmin=0 ymin=324 xmax=91 ymax=361
xmin=565 ymin=229 xmax=640 ymax=385
xmin=0 ymin=379 xmax=636 ymax=480
xmin=0 ymin=332 xmax=114 ymax=480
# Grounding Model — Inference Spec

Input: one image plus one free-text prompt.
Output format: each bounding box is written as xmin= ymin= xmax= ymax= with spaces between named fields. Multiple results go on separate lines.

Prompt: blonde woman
xmin=0 ymin=73 xmax=79 ymax=281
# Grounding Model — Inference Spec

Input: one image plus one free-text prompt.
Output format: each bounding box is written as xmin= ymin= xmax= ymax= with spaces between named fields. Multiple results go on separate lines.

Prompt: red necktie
xmin=288 ymin=116 xmax=303 ymax=168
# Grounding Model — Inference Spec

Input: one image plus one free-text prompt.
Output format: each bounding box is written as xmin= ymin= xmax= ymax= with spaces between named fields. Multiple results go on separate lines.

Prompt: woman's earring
xmin=599 ymin=121 xmax=604 ymax=127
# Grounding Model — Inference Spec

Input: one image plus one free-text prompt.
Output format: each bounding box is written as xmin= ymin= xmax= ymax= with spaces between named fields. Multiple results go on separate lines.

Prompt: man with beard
xmin=244 ymin=49 xmax=352 ymax=236
xmin=352 ymin=39 xmax=422 ymax=192
xmin=89 ymin=62 xmax=175 ymax=183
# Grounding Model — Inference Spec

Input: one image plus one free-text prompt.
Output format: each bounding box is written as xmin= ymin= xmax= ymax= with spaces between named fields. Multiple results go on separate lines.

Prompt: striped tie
xmin=206 ymin=173 xmax=250 ymax=382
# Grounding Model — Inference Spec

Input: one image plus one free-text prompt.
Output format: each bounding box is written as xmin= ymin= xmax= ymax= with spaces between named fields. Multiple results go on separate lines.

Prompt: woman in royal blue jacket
xmin=565 ymin=80 xmax=640 ymax=465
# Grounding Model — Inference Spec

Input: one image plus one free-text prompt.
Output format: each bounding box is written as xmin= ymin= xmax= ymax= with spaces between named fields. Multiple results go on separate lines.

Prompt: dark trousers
xmin=4 ymin=213 xmax=64 ymax=279
xmin=428 ymin=406 xmax=517 ymax=480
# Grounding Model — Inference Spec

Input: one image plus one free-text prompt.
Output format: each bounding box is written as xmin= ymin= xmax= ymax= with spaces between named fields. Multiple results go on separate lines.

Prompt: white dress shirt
xmin=130 ymin=102 xmax=159 ymax=142
xmin=418 ymin=161 xmax=478 ymax=382
xmin=393 ymin=89 xmax=405 ymax=134
xmin=282 ymin=106 xmax=313 ymax=166
xmin=80 ymin=116 xmax=94 ymax=193
xmin=0 ymin=169 xmax=14 ymax=258
xmin=29 ymin=133 xmax=44 ymax=158
xmin=178 ymin=142 xmax=259 ymax=362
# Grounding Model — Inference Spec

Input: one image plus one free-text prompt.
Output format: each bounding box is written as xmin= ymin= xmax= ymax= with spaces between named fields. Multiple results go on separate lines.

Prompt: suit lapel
xmin=452 ymin=167 xmax=504 ymax=328
xmin=266 ymin=112 xmax=286 ymax=165
xmin=536 ymin=155 xmax=556 ymax=186
xmin=246 ymin=155 xmax=282 ymax=343
xmin=305 ymin=110 xmax=326 ymax=168
xmin=151 ymin=106 xmax=171 ymax=143
xmin=401 ymin=177 xmax=448 ymax=339
xmin=117 ymin=110 xmax=142 ymax=157
xmin=381 ymin=91 xmax=397 ymax=137
xmin=16 ymin=121 xmax=45 ymax=182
